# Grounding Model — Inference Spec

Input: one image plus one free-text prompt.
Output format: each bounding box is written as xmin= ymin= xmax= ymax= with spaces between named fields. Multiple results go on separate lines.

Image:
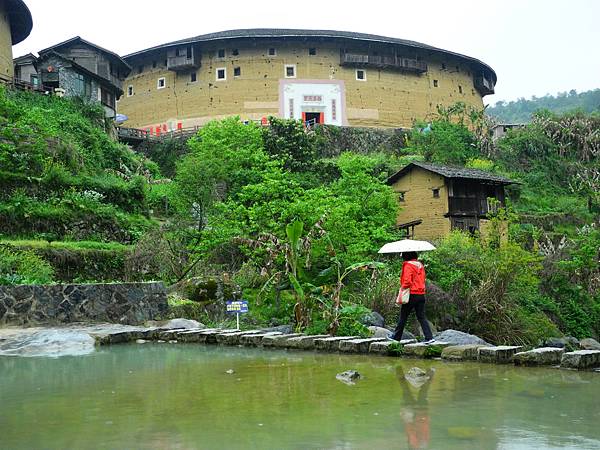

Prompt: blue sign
xmin=226 ymin=301 xmax=249 ymax=314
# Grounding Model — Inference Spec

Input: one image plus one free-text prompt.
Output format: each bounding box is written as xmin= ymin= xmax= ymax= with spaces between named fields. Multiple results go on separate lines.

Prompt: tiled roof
xmin=387 ymin=161 xmax=515 ymax=185
xmin=122 ymin=28 xmax=495 ymax=81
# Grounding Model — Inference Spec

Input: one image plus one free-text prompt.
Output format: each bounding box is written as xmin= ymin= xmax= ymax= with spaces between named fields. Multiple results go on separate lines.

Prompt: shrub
xmin=0 ymin=244 xmax=54 ymax=285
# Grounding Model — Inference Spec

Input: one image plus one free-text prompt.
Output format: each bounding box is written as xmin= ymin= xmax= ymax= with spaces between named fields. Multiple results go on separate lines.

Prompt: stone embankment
xmin=91 ymin=326 xmax=600 ymax=371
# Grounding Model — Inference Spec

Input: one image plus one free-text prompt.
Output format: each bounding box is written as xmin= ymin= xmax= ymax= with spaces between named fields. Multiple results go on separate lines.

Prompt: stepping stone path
xmin=262 ymin=333 xmax=303 ymax=347
xmin=403 ymin=342 xmax=451 ymax=358
xmin=314 ymin=336 xmax=359 ymax=352
xmin=478 ymin=346 xmax=523 ymax=364
xmin=90 ymin=326 xmax=600 ymax=372
xmin=339 ymin=338 xmax=388 ymax=353
xmin=442 ymin=344 xmax=488 ymax=361
xmin=513 ymin=347 xmax=564 ymax=366
xmin=560 ymin=350 xmax=600 ymax=370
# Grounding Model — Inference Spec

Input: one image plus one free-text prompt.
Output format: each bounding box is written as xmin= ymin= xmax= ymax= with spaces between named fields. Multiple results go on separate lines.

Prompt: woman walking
xmin=391 ymin=252 xmax=434 ymax=343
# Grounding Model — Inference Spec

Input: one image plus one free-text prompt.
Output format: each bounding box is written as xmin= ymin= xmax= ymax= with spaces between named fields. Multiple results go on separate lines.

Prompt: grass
xmin=0 ymin=239 xmax=131 ymax=251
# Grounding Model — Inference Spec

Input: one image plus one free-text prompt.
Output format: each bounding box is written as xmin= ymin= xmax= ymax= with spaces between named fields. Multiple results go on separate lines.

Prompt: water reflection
xmin=396 ymin=366 xmax=433 ymax=449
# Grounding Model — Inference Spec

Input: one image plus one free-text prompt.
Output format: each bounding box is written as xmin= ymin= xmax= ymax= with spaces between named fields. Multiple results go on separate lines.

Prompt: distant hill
xmin=487 ymin=88 xmax=600 ymax=123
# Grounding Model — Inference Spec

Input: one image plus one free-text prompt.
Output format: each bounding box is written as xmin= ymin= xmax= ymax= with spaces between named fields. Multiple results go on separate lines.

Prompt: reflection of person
xmin=391 ymin=252 xmax=434 ymax=343
xmin=396 ymin=366 xmax=433 ymax=450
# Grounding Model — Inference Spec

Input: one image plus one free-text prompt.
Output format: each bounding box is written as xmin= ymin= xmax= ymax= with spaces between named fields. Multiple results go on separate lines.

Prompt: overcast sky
xmin=13 ymin=0 xmax=599 ymax=105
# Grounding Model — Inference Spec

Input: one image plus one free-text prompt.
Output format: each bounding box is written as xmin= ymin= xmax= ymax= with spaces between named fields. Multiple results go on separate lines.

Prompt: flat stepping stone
xmin=442 ymin=344 xmax=489 ymax=361
xmin=92 ymin=328 xmax=155 ymax=345
xmin=403 ymin=341 xmax=451 ymax=358
xmin=216 ymin=330 xmax=263 ymax=345
xmin=478 ymin=346 xmax=523 ymax=364
xmin=239 ymin=332 xmax=283 ymax=346
xmin=176 ymin=329 xmax=221 ymax=343
xmin=369 ymin=340 xmax=403 ymax=356
xmin=262 ymin=333 xmax=303 ymax=347
xmin=314 ymin=336 xmax=359 ymax=352
xmin=513 ymin=347 xmax=564 ymax=366
xmin=285 ymin=335 xmax=330 ymax=350
xmin=339 ymin=338 xmax=388 ymax=353
xmin=561 ymin=350 xmax=600 ymax=370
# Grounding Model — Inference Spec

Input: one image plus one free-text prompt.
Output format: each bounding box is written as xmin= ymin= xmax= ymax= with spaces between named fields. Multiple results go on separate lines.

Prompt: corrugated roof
xmin=123 ymin=28 xmax=496 ymax=82
xmin=387 ymin=161 xmax=515 ymax=185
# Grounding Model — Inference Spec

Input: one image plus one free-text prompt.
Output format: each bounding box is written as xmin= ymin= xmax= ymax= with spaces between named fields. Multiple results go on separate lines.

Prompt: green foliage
xmin=262 ymin=117 xmax=318 ymax=172
xmin=138 ymin=137 xmax=189 ymax=179
xmin=335 ymin=304 xmax=371 ymax=337
xmin=0 ymin=244 xmax=54 ymax=285
xmin=488 ymin=88 xmax=600 ymax=123
xmin=406 ymin=119 xmax=478 ymax=165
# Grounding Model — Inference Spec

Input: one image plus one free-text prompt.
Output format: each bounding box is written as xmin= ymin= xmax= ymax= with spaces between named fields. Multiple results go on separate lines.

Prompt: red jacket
xmin=401 ymin=260 xmax=426 ymax=295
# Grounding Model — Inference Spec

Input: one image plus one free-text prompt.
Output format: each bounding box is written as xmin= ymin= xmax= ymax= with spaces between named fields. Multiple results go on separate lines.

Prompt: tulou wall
xmin=0 ymin=2 xmax=13 ymax=80
xmin=0 ymin=282 xmax=168 ymax=326
xmin=118 ymin=39 xmax=488 ymax=131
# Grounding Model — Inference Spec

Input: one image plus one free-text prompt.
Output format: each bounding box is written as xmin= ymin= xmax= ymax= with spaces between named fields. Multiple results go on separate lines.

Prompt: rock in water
xmin=405 ymin=367 xmax=431 ymax=388
xmin=434 ymin=329 xmax=488 ymax=346
xmin=580 ymin=338 xmax=600 ymax=351
xmin=225 ymin=369 xmax=235 ymax=374
xmin=336 ymin=370 xmax=361 ymax=385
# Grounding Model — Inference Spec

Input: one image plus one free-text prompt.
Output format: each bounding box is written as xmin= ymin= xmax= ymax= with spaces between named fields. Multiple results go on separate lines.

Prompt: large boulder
xmin=368 ymin=326 xmax=392 ymax=339
xmin=580 ymin=338 xmax=600 ymax=351
xmin=513 ymin=347 xmax=565 ymax=366
xmin=543 ymin=336 xmax=580 ymax=351
xmin=434 ymin=329 xmax=488 ymax=346
xmin=361 ymin=311 xmax=385 ymax=328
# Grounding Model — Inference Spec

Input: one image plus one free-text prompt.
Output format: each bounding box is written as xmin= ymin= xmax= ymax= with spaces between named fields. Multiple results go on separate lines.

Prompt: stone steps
xmin=90 ymin=327 xmax=600 ymax=371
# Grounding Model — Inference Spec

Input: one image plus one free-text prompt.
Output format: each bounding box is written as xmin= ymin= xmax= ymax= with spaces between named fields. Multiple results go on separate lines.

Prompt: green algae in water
xmin=1 ymin=344 xmax=600 ymax=449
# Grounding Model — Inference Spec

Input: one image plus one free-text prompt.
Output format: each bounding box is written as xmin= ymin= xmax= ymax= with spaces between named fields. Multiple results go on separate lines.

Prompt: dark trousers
xmin=392 ymin=294 xmax=433 ymax=341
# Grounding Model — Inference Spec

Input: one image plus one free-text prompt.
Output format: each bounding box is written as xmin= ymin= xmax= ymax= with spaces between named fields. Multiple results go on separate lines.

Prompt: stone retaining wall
xmin=0 ymin=282 xmax=167 ymax=326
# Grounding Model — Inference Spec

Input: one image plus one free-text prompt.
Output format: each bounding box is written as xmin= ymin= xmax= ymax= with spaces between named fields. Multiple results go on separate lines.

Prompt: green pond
xmin=1 ymin=343 xmax=599 ymax=449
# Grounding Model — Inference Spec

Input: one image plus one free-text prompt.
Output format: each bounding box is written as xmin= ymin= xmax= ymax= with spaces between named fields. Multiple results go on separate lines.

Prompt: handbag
xmin=396 ymin=287 xmax=410 ymax=305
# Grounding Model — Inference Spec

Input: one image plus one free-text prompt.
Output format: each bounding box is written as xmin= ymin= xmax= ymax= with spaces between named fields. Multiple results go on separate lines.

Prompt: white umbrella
xmin=378 ymin=239 xmax=436 ymax=254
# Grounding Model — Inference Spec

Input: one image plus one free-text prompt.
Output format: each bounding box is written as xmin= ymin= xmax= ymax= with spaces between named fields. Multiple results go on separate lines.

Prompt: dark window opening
xmin=458 ymin=85 xmax=463 ymax=94
xmin=268 ymin=48 xmax=276 ymax=56
xmin=217 ymin=68 xmax=226 ymax=80
xmin=441 ymin=63 xmax=446 ymax=70
xmin=356 ymin=69 xmax=365 ymax=80
xmin=233 ymin=67 xmax=241 ymax=77
xmin=163 ymin=59 xmax=167 ymax=67
xmin=101 ymin=88 xmax=115 ymax=109
xmin=232 ymin=49 xmax=239 ymax=56
xmin=433 ymin=80 xmax=438 ymax=87
xmin=152 ymin=61 xmax=157 ymax=68
xmin=286 ymin=66 xmax=295 ymax=77
xmin=456 ymin=65 xmax=460 ymax=72
xmin=176 ymin=48 xmax=182 ymax=57
xmin=137 ymin=65 xmax=143 ymax=74
xmin=127 ymin=85 xmax=133 ymax=96
xmin=157 ymin=78 xmax=165 ymax=88
xmin=218 ymin=49 xmax=225 ymax=58
xmin=308 ymin=48 xmax=316 ymax=55
xmin=305 ymin=112 xmax=322 ymax=124
xmin=186 ymin=46 xmax=192 ymax=59
xmin=190 ymin=72 xmax=197 ymax=82
xmin=398 ymin=192 xmax=406 ymax=202
xmin=432 ymin=188 xmax=440 ymax=198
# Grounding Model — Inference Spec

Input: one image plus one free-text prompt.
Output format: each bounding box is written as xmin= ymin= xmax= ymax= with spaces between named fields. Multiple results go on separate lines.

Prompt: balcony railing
xmin=340 ymin=52 xmax=427 ymax=73
xmin=448 ymin=196 xmax=497 ymax=216
xmin=167 ymin=54 xmax=201 ymax=71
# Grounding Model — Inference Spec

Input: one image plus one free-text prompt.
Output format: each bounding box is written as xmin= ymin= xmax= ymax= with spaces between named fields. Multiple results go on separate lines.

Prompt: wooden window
xmin=268 ymin=48 xmax=276 ymax=56
xmin=356 ymin=69 xmax=366 ymax=81
xmin=308 ymin=48 xmax=316 ymax=55
xmin=432 ymin=188 xmax=440 ymax=198
xmin=216 ymin=68 xmax=226 ymax=81
xmin=100 ymin=88 xmax=115 ymax=108
xmin=398 ymin=192 xmax=406 ymax=202
xmin=127 ymin=85 xmax=133 ymax=96
xmin=433 ymin=79 xmax=438 ymax=87
xmin=152 ymin=61 xmax=157 ymax=68
xmin=233 ymin=67 xmax=241 ymax=77
xmin=186 ymin=46 xmax=192 ymax=59
xmin=157 ymin=77 xmax=166 ymax=89
xmin=190 ymin=72 xmax=197 ymax=82
xmin=285 ymin=64 xmax=296 ymax=78
xmin=232 ymin=49 xmax=239 ymax=56
xmin=217 ymin=49 xmax=225 ymax=58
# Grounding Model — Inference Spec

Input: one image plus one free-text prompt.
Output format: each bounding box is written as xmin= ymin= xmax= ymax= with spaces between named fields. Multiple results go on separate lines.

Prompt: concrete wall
xmin=118 ymin=41 xmax=485 ymax=130
xmin=0 ymin=282 xmax=168 ymax=326
xmin=0 ymin=2 xmax=13 ymax=80
xmin=391 ymin=167 xmax=450 ymax=241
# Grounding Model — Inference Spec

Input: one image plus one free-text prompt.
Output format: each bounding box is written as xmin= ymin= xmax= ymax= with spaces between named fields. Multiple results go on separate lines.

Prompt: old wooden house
xmin=31 ymin=36 xmax=131 ymax=118
xmin=387 ymin=161 xmax=514 ymax=241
